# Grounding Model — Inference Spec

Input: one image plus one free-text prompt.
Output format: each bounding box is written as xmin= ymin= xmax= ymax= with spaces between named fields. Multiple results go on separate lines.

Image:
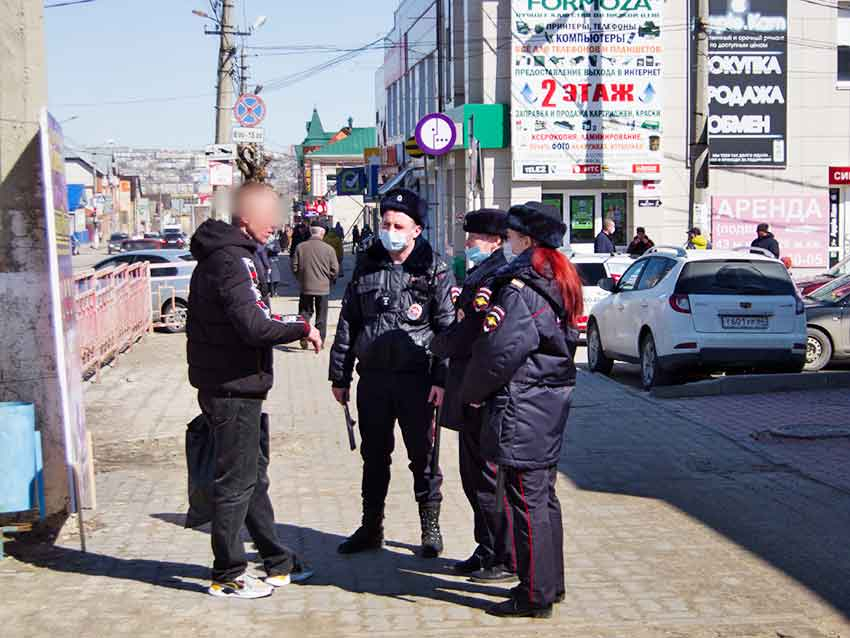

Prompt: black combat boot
xmin=419 ymin=503 xmax=443 ymax=558
xmin=338 ymin=506 xmax=384 ymax=555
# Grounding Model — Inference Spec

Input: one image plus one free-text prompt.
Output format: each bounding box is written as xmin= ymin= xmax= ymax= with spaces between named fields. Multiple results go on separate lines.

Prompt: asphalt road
xmin=72 ymin=245 xmax=109 ymax=272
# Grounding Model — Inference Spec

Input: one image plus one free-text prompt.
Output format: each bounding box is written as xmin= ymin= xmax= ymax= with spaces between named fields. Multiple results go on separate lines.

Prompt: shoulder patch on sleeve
xmin=510 ymin=278 xmax=525 ymax=289
xmin=482 ymin=305 xmax=506 ymax=333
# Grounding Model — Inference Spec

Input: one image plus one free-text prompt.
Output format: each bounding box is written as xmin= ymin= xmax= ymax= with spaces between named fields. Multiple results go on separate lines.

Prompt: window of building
xmin=838 ymin=1 xmax=850 ymax=86
xmin=569 ymin=195 xmax=596 ymax=243
xmin=602 ymin=192 xmax=628 ymax=245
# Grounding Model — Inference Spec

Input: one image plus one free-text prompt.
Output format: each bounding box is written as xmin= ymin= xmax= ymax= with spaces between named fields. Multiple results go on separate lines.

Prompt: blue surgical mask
xmin=503 ymin=244 xmax=516 ymax=263
xmin=379 ymin=229 xmax=408 ymax=252
xmin=465 ymin=245 xmax=491 ymax=267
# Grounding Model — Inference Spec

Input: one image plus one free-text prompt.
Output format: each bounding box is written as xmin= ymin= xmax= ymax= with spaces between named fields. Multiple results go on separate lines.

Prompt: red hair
xmin=531 ymin=247 xmax=584 ymax=327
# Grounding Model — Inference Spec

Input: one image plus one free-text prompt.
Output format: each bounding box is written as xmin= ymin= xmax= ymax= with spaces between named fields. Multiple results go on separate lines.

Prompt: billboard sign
xmin=511 ymin=0 xmax=664 ymax=181
xmin=711 ymin=194 xmax=829 ymax=269
xmin=700 ymin=0 xmax=788 ymax=167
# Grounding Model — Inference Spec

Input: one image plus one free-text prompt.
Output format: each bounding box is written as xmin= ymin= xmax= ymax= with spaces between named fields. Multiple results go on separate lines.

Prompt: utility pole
xmin=435 ymin=0 xmax=446 ymax=255
xmin=240 ymin=47 xmax=248 ymax=95
xmin=688 ymin=0 xmax=710 ymax=231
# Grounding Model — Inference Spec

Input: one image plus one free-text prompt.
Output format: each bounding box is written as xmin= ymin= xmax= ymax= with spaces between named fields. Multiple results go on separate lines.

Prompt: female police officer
xmin=461 ymin=201 xmax=583 ymax=618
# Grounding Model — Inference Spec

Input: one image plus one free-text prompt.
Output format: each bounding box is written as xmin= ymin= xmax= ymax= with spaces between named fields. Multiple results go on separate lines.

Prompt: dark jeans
xmin=356 ymin=371 xmax=443 ymax=511
xmin=459 ymin=409 xmax=515 ymax=571
xmin=505 ymin=466 xmax=564 ymax=607
xmin=298 ymin=293 xmax=329 ymax=341
xmin=198 ymin=392 xmax=297 ymax=583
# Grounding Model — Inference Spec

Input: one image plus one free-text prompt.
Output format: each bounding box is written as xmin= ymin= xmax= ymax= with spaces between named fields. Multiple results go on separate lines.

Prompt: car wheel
xmin=162 ymin=299 xmax=188 ymax=333
xmin=587 ymin=321 xmax=614 ymax=375
xmin=640 ymin=332 xmax=670 ymax=390
xmin=804 ymin=327 xmax=832 ymax=372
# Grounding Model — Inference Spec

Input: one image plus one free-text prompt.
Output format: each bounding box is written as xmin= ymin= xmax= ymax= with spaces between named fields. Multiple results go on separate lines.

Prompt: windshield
xmin=827 ymin=254 xmax=850 ymax=278
xmin=675 ymin=260 xmax=795 ymax=296
xmin=808 ymin=274 xmax=850 ymax=303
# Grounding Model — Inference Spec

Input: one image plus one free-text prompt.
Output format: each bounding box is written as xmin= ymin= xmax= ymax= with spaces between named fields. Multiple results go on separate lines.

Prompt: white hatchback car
xmin=562 ymin=252 xmax=635 ymax=334
xmin=586 ymin=246 xmax=807 ymax=389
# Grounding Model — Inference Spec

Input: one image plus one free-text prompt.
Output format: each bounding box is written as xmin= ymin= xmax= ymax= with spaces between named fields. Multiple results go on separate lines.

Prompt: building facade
xmin=375 ymin=0 xmax=850 ymax=274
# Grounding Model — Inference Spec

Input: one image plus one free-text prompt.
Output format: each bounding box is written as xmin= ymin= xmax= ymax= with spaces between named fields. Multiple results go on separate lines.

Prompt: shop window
xmin=569 ymin=195 xmax=596 ymax=243
xmin=602 ymin=193 xmax=628 ymax=245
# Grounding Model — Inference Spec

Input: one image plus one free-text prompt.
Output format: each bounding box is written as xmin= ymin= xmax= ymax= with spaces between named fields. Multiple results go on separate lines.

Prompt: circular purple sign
xmin=415 ymin=113 xmax=458 ymax=157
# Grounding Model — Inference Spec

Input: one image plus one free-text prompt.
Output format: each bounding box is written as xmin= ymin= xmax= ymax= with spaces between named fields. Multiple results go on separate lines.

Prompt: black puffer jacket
xmin=187 ymin=220 xmax=309 ymax=397
xmin=430 ymin=249 xmax=506 ymax=431
xmin=751 ymin=232 xmax=780 ymax=258
xmin=329 ymin=237 xmax=455 ymax=388
xmin=461 ymin=250 xmax=577 ymax=469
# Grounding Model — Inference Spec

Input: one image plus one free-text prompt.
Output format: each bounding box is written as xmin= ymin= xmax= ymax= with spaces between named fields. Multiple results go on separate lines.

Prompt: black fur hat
xmin=463 ymin=208 xmax=507 ymax=238
xmin=506 ymin=201 xmax=566 ymax=249
xmin=380 ymin=188 xmax=425 ymax=226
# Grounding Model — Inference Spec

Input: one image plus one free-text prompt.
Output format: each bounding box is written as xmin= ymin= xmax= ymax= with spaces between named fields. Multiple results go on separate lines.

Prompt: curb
xmin=651 ymin=371 xmax=850 ymax=399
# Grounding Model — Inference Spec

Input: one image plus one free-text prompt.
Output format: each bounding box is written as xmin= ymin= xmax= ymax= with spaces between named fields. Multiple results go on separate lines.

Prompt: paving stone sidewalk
xmin=3 ymin=265 xmax=849 ymax=637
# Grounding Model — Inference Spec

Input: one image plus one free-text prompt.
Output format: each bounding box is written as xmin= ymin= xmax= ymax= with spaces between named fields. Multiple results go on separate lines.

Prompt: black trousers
xmin=298 ymin=293 xmax=329 ymax=341
xmin=505 ymin=466 xmax=564 ymax=607
xmin=198 ymin=392 xmax=297 ymax=583
xmin=356 ymin=371 xmax=443 ymax=512
xmin=459 ymin=409 xmax=515 ymax=571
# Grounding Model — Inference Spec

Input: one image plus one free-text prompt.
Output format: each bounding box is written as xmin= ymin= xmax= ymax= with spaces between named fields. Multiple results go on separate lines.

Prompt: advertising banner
xmin=38 ymin=109 xmax=93 ymax=511
xmin=711 ymin=194 xmax=829 ymax=269
xmin=511 ymin=0 xmax=664 ymax=181
xmin=701 ymin=0 xmax=788 ymax=167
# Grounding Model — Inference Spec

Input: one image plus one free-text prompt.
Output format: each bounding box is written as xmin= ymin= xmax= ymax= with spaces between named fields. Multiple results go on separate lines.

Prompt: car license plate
xmin=721 ymin=315 xmax=768 ymax=330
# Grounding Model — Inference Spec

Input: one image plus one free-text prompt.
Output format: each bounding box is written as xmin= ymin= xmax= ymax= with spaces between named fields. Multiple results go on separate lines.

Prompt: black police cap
xmin=463 ymin=208 xmax=507 ymax=238
xmin=380 ymin=188 xmax=425 ymax=226
xmin=507 ymin=201 xmax=566 ymax=249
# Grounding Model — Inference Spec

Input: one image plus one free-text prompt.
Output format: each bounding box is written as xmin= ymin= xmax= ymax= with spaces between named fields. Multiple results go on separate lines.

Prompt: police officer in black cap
xmin=463 ymin=201 xmax=583 ymax=618
xmin=430 ymin=209 xmax=516 ymax=583
xmin=329 ymin=188 xmax=456 ymax=557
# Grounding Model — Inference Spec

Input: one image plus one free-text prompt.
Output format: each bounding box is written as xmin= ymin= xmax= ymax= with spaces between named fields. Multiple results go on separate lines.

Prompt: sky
xmin=45 ymin=0 xmax=397 ymax=152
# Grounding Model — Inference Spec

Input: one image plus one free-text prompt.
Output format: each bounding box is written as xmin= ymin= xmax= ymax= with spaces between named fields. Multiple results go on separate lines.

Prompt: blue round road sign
xmin=233 ymin=94 xmax=266 ymax=128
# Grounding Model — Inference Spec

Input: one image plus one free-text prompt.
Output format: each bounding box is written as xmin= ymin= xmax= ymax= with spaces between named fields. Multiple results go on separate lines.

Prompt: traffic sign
xmin=337 ymin=167 xmax=366 ymax=196
xmin=233 ymin=94 xmax=266 ymax=128
xmin=233 ymin=126 xmax=265 ymax=143
xmin=209 ymin=161 xmax=234 ymax=186
xmin=415 ymin=113 xmax=458 ymax=156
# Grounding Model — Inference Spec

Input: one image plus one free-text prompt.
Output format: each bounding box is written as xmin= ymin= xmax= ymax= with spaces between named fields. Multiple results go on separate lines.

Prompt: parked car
xmin=796 ymin=254 xmax=850 ymax=296
xmin=121 ymin=238 xmax=165 ymax=252
xmin=94 ymin=249 xmax=195 ymax=333
xmin=803 ymin=273 xmax=850 ymax=371
xmin=586 ymin=246 xmax=807 ymax=389
xmin=162 ymin=229 xmax=188 ymax=249
xmin=107 ymin=232 xmax=129 ymax=254
xmin=144 ymin=232 xmax=161 ymax=239
xmin=563 ymin=252 xmax=634 ymax=334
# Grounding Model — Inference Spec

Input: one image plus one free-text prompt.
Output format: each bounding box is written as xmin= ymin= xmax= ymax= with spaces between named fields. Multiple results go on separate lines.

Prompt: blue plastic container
xmin=0 ymin=402 xmax=41 ymax=514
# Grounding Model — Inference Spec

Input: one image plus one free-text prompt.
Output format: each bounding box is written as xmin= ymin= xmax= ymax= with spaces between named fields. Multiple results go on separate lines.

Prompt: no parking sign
xmin=233 ymin=94 xmax=266 ymax=128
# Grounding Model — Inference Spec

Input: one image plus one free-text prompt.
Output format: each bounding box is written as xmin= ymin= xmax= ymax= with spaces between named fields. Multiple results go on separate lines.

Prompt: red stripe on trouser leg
xmin=504 ymin=493 xmax=517 ymax=573
xmin=518 ymin=472 xmax=535 ymax=604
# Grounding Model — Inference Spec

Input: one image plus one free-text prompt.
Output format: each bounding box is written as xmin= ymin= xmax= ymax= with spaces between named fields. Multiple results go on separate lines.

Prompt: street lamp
xmin=251 ymin=15 xmax=267 ymax=32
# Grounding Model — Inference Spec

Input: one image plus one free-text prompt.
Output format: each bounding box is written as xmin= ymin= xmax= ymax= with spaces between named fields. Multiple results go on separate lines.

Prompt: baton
xmin=430 ymin=403 xmax=442 ymax=475
xmin=343 ymin=403 xmax=357 ymax=451
xmin=495 ymin=466 xmax=505 ymax=513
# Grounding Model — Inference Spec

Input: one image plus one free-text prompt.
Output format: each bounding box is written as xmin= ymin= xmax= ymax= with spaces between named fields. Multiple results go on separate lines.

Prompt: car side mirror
xmin=598 ymin=277 xmax=617 ymax=292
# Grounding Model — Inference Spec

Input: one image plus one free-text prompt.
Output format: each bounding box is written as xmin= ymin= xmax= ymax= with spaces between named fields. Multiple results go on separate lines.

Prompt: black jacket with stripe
xmin=187 ymin=219 xmax=309 ymax=397
xmin=461 ymin=250 xmax=577 ymax=469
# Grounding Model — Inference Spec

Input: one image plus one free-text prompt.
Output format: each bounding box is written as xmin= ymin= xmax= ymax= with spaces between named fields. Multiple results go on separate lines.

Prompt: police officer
xmin=430 ymin=209 xmax=516 ymax=582
xmin=329 ymin=188 xmax=456 ymax=557
xmin=462 ymin=202 xmax=583 ymax=618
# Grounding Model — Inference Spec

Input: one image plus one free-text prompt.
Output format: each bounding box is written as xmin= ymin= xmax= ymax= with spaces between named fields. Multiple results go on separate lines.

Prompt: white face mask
xmin=379 ymin=229 xmax=409 ymax=252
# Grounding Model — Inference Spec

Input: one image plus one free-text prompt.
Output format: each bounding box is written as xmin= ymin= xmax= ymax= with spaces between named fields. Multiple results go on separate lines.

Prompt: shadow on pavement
xmin=558 ymin=378 xmax=850 ymax=619
xmin=148 ymin=513 xmax=507 ymax=609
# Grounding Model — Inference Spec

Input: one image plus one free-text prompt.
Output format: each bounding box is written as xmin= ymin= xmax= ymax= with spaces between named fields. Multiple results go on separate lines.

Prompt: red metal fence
xmin=74 ymin=262 xmax=152 ymax=380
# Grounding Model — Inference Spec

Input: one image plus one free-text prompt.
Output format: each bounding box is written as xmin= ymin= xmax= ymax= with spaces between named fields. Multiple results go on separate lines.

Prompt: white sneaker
xmin=265 ymin=566 xmax=314 ymax=588
xmin=264 ymin=573 xmax=291 ymax=588
xmin=208 ymin=573 xmax=273 ymax=599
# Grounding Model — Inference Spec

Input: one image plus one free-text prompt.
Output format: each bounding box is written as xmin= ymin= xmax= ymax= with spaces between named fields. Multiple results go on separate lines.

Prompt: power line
xmin=44 ymin=0 xmax=94 ymax=7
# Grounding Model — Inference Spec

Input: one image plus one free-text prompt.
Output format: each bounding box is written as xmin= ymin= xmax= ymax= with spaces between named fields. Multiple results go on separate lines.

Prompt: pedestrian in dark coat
xmin=751 ymin=222 xmax=780 ymax=258
xmin=187 ymin=183 xmax=322 ymax=599
xmin=329 ymin=188 xmax=456 ymax=559
xmin=626 ymin=227 xmax=655 ymax=256
xmin=462 ymin=201 xmax=582 ymax=618
xmin=352 ymin=224 xmax=361 ymax=251
xmin=431 ymin=208 xmax=516 ymax=583
xmin=594 ymin=218 xmax=616 ymax=254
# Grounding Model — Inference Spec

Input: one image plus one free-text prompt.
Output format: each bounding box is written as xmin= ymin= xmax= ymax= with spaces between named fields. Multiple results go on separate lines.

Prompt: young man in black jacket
xmin=430 ymin=209 xmax=516 ymax=583
xmin=188 ymin=183 xmax=322 ymax=599
xmin=751 ymin=222 xmax=780 ymax=258
xmin=329 ymin=188 xmax=456 ymax=558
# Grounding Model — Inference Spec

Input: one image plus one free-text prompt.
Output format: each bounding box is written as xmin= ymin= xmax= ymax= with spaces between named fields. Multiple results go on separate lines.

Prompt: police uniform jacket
xmin=329 ymin=237 xmax=456 ymax=388
xmin=461 ymin=250 xmax=577 ymax=470
xmin=430 ymin=248 xmax=506 ymax=431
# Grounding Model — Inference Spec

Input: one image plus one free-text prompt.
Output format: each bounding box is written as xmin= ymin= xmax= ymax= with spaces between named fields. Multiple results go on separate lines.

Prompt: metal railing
xmin=74 ymin=262 xmax=152 ymax=381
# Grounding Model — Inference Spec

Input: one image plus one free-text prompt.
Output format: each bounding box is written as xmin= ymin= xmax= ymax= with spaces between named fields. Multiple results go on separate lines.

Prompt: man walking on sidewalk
xmin=329 ymin=188 xmax=455 ymax=558
xmin=291 ymin=219 xmax=339 ymax=347
xmin=187 ymin=183 xmax=322 ymax=600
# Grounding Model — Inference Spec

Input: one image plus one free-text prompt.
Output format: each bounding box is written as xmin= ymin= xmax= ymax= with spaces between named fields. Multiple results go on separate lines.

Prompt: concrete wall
xmin=0 ymin=0 xmax=71 ymax=521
